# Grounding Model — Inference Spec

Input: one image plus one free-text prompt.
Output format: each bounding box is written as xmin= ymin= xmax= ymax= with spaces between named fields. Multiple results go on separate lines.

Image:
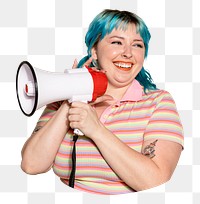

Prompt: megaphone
xmin=16 ymin=61 xmax=108 ymax=135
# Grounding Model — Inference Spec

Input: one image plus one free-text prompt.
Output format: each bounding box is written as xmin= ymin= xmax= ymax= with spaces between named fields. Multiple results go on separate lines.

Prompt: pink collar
xmin=115 ymin=80 xmax=143 ymax=105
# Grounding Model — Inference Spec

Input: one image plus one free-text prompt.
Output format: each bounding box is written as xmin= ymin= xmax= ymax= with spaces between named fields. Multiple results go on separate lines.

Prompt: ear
xmin=91 ymin=47 xmax=98 ymax=60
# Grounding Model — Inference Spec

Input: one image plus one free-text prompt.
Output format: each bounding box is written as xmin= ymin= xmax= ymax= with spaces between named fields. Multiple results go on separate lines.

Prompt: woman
xmin=21 ymin=9 xmax=184 ymax=195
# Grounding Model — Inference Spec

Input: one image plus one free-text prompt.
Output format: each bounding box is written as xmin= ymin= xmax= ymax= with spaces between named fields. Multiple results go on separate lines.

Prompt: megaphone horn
xmin=16 ymin=61 xmax=108 ymax=117
xmin=16 ymin=61 xmax=38 ymax=116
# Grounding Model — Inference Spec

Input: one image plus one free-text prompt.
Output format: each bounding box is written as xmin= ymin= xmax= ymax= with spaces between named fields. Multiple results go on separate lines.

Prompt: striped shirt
xmin=38 ymin=80 xmax=184 ymax=195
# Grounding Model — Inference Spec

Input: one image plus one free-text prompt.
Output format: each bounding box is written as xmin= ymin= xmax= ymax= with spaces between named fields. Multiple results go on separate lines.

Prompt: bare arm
xmin=21 ymin=58 xmax=96 ymax=175
xmin=68 ymin=101 xmax=183 ymax=191
xmin=91 ymin=125 xmax=182 ymax=191
xmin=21 ymin=101 xmax=70 ymax=175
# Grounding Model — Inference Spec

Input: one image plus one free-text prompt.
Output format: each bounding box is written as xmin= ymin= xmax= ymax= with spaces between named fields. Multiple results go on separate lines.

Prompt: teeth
xmin=114 ymin=62 xmax=132 ymax=68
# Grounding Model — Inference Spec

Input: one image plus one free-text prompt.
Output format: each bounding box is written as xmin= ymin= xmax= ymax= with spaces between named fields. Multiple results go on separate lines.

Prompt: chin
xmin=111 ymin=78 xmax=134 ymax=88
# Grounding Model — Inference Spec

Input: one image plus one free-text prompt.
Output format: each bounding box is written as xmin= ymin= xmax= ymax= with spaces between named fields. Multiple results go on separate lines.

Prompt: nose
xmin=121 ymin=45 xmax=133 ymax=59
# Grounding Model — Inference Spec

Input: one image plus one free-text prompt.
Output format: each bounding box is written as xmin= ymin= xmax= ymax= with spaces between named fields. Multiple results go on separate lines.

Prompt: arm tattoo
xmin=142 ymin=140 xmax=158 ymax=159
xmin=32 ymin=126 xmax=43 ymax=134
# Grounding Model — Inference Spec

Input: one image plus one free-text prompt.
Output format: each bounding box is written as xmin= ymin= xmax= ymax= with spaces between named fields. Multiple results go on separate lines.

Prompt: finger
xmin=70 ymin=101 xmax=87 ymax=108
xmin=91 ymin=67 xmax=100 ymax=72
xmin=68 ymin=114 xmax=81 ymax=122
xmin=90 ymin=95 xmax=114 ymax=105
xmin=83 ymin=57 xmax=93 ymax=67
xmin=90 ymin=67 xmax=107 ymax=74
xmin=68 ymin=107 xmax=83 ymax=115
xmin=69 ymin=121 xmax=80 ymax=130
xmin=100 ymin=70 xmax=107 ymax=74
xmin=72 ymin=59 xmax=78 ymax=69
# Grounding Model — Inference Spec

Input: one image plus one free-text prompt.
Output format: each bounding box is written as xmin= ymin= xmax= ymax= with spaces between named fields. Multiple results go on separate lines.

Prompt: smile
xmin=113 ymin=62 xmax=133 ymax=71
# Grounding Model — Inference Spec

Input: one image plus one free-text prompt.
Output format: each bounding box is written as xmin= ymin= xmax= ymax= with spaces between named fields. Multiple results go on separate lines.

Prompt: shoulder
xmin=139 ymin=89 xmax=178 ymax=110
xmin=142 ymin=89 xmax=174 ymax=102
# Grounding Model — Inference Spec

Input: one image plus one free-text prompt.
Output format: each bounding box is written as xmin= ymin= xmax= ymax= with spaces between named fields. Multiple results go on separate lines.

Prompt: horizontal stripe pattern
xmin=38 ymin=88 xmax=184 ymax=195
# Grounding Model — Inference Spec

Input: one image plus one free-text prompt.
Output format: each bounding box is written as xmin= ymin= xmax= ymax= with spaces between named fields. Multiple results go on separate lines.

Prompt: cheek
xmin=109 ymin=49 xmax=121 ymax=56
xmin=139 ymin=57 xmax=145 ymax=65
xmin=100 ymin=46 xmax=121 ymax=59
xmin=96 ymin=49 xmax=118 ymax=68
xmin=136 ymin=53 xmax=145 ymax=64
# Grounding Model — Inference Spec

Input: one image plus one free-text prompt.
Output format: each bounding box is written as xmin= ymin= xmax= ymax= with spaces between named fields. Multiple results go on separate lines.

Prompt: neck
xmin=105 ymin=83 xmax=130 ymax=101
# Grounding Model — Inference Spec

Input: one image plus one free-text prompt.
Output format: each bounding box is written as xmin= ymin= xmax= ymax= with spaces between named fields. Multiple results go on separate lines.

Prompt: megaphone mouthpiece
xmin=25 ymin=82 xmax=35 ymax=96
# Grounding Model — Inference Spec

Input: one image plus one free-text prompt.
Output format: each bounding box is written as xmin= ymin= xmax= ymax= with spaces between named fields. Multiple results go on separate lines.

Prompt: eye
xmin=133 ymin=43 xmax=144 ymax=48
xmin=111 ymin=41 xmax=122 ymax=45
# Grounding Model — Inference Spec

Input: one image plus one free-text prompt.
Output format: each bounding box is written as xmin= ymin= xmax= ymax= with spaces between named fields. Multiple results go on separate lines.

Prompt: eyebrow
xmin=109 ymin=36 xmax=124 ymax=40
xmin=109 ymin=36 xmax=143 ymax=42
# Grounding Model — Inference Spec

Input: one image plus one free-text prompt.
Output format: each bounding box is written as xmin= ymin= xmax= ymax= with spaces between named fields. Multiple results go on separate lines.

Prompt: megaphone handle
xmin=69 ymin=99 xmax=88 ymax=136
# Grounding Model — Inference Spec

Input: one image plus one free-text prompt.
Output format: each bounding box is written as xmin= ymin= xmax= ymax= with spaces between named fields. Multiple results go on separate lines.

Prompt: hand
xmin=68 ymin=101 xmax=102 ymax=138
xmin=72 ymin=57 xmax=107 ymax=76
xmin=72 ymin=57 xmax=93 ymax=69
xmin=69 ymin=58 xmax=112 ymax=138
xmin=68 ymin=94 xmax=113 ymax=138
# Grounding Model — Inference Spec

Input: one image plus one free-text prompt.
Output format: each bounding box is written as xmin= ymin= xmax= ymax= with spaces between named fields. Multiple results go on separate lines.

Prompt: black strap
xmin=68 ymin=135 xmax=78 ymax=188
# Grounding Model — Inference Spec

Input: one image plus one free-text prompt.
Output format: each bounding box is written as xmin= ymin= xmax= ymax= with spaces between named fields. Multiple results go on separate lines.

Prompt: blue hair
xmin=78 ymin=9 xmax=157 ymax=92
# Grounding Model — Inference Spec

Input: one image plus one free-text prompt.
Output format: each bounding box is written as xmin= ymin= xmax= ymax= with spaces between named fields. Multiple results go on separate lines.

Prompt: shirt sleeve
xmin=144 ymin=91 xmax=184 ymax=147
xmin=37 ymin=101 xmax=62 ymax=123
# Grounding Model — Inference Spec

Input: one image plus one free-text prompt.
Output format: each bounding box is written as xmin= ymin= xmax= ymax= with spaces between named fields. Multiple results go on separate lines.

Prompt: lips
xmin=113 ymin=61 xmax=133 ymax=71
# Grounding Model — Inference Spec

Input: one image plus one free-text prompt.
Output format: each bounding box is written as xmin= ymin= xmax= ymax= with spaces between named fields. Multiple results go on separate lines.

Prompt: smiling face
xmin=91 ymin=23 xmax=145 ymax=90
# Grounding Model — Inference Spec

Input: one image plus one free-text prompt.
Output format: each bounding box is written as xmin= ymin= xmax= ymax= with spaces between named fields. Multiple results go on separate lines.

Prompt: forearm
xmin=21 ymin=102 xmax=70 ymax=174
xmin=91 ymin=125 xmax=165 ymax=191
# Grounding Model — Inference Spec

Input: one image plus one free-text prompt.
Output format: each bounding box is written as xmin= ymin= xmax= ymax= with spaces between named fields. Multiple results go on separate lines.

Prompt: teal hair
xmin=78 ymin=9 xmax=157 ymax=92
